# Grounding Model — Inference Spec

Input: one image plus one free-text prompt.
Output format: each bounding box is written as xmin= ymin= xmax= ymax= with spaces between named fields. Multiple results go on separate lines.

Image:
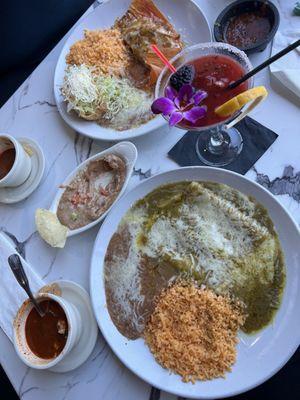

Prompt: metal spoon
xmin=8 ymin=254 xmax=45 ymax=318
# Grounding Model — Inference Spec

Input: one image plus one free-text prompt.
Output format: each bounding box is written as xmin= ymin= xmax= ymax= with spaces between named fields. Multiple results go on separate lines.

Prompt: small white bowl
xmin=13 ymin=293 xmax=82 ymax=370
xmin=0 ymin=134 xmax=32 ymax=188
xmin=50 ymin=141 xmax=137 ymax=237
xmin=0 ymin=137 xmax=45 ymax=204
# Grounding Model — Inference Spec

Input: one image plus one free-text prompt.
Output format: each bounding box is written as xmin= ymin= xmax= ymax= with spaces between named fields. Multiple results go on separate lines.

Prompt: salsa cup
xmin=0 ymin=134 xmax=32 ymax=188
xmin=13 ymin=293 xmax=82 ymax=370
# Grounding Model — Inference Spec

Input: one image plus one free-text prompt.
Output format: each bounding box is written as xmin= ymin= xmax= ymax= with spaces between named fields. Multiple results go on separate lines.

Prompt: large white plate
xmin=54 ymin=0 xmax=211 ymax=141
xmin=90 ymin=167 xmax=300 ymax=399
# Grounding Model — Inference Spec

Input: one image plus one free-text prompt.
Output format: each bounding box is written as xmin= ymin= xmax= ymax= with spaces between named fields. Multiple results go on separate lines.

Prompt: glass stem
xmin=208 ymin=126 xmax=228 ymax=155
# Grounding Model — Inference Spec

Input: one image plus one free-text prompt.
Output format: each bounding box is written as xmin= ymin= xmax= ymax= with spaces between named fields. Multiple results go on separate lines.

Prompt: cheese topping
xmin=104 ymin=181 xmax=285 ymax=338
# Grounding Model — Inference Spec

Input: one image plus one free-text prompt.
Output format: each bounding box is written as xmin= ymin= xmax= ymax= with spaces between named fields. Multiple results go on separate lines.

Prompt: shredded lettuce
xmin=97 ymin=75 xmax=142 ymax=118
xmin=61 ymin=65 xmax=100 ymax=118
xmin=62 ymin=65 xmax=153 ymax=127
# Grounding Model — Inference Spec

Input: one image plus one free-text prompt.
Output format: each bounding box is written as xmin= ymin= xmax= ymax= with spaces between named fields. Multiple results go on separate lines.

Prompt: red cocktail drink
xmin=155 ymin=42 xmax=253 ymax=167
xmin=163 ymin=54 xmax=248 ymax=129
xmin=186 ymin=55 xmax=248 ymax=127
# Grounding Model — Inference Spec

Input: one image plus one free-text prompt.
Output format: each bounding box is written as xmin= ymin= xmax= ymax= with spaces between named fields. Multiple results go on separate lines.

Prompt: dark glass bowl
xmin=214 ymin=0 xmax=280 ymax=54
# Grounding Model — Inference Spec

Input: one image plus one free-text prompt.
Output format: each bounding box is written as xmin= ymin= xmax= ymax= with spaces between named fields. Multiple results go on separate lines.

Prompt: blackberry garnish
xmin=170 ymin=65 xmax=195 ymax=91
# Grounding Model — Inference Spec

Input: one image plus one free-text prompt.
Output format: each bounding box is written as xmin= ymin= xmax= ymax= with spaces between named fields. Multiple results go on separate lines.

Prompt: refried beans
xmin=57 ymin=154 xmax=126 ymax=230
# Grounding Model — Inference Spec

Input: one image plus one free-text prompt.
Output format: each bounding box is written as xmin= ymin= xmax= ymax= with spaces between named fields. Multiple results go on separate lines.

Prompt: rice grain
xmin=144 ymin=282 xmax=245 ymax=383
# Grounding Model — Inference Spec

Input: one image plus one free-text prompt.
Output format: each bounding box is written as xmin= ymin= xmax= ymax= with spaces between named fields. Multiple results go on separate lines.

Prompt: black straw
xmin=228 ymin=39 xmax=300 ymax=90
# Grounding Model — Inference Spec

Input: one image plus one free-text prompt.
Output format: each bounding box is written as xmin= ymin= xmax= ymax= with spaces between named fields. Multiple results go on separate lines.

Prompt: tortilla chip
xmin=35 ymin=208 xmax=68 ymax=248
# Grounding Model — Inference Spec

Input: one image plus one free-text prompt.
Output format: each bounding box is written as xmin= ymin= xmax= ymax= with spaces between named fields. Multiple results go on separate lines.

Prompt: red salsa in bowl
xmin=0 ymin=148 xmax=15 ymax=180
xmin=25 ymin=299 xmax=68 ymax=359
xmin=214 ymin=0 xmax=280 ymax=54
xmin=225 ymin=11 xmax=271 ymax=49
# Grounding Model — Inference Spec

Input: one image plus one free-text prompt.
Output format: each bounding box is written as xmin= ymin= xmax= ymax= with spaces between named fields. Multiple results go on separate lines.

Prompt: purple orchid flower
xmin=151 ymin=84 xmax=207 ymax=127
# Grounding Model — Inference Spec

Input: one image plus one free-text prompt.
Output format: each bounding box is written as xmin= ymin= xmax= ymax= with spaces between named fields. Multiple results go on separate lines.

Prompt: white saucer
xmin=49 ymin=280 xmax=98 ymax=373
xmin=0 ymin=138 xmax=45 ymax=204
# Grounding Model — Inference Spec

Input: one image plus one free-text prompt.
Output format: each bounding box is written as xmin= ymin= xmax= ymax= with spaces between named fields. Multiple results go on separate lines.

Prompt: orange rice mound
xmin=144 ymin=283 xmax=245 ymax=383
xmin=66 ymin=28 xmax=133 ymax=76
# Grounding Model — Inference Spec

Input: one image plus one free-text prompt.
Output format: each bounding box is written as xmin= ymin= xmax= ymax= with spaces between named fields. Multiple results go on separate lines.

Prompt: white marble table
xmin=0 ymin=0 xmax=299 ymax=399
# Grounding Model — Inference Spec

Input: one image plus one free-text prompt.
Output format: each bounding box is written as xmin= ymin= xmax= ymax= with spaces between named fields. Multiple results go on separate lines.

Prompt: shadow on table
xmin=0 ymin=0 xmax=95 ymax=107
xmin=227 ymin=347 xmax=300 ymax=400
xmin=1 ymin=348 xmax=298 ymax=400
xmin=1 ymin=365 xmax=18 ymax=399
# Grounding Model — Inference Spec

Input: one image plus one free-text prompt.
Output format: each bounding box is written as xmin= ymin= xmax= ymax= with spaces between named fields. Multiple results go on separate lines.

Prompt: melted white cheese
xmin=105 ymin=182 xmax=276 ymax=333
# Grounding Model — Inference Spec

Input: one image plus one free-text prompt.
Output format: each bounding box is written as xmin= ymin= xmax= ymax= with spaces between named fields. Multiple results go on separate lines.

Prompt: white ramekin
xmin=0 ymin=134 xmax=32 ymax=188
xmin=13 ymin=293 xmax=82 ymax=370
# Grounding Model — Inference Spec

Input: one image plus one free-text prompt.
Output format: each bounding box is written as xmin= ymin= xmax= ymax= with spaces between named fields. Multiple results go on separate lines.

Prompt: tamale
xmin=116 ymin=0 xmax=183 ymax=84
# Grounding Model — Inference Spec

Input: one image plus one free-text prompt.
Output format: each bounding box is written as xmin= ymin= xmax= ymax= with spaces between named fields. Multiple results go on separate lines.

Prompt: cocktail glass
xmin=155 ymin=42 xmax=254 ymax=167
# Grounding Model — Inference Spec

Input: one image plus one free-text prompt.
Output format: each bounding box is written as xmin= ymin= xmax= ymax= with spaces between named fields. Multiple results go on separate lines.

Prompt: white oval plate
xmin=90 ymin=167 xmax=300 ymax=399
xmin=50 ymin=141 xmax=137 ymax=237
xmin=54 ymin=0 xmax=211 ymax=141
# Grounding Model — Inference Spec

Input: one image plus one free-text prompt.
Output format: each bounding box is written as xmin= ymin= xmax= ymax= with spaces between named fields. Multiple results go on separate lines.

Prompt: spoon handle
xmin=8 ymin=254 xmax=45 ymax=317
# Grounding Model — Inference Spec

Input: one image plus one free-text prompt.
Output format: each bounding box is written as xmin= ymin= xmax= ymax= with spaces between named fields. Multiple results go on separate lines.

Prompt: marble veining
xmin=133 ymin=167 xmax=153 ymax=180
xmin=0 ymin=229 xmax=37 ymax=259
xmin=59 ymin=377 xmax=81 ymax=400
xmin=18 ymin=100 xmax=57 ymax=112
xmin=43 ymin=142 xmax=70 ymax=182
xmin=149 ymin=387 xmax=161 ymax=400
xmin=41 ymin=249 xmax=59 ymax=279
xmin=18 ymin=367 xmax=40 ymax=399
xmin=86 ymin=346 xmax=110 ymax=384
xmin=74 ymin=133 xmax=94 ymax=165
xmin=0 ymin=1 xmax=299 ymax=400
xmin=254 ymin=165 xmax=300 ymax=202
xmin=93 ymin=0 xmax=105 ymax=9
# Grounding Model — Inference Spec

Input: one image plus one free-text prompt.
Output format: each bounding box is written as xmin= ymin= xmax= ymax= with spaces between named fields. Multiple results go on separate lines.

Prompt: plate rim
xmin=53 ymin=0 xmax=212 ymax=141
xmin=90 ymin=166 xmax=300 ymax=398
